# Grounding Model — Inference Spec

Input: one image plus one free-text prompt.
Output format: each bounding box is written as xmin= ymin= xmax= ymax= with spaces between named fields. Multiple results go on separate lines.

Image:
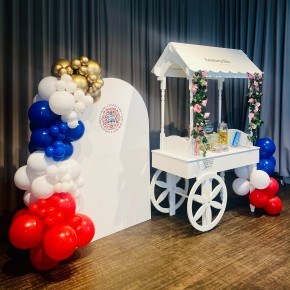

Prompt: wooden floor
xmin=1 ymin=177 xmax=290 ymax=289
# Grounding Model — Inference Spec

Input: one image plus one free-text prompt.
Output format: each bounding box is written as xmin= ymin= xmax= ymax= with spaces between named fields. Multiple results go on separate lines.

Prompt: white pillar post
xmin=218 ymin=78 xmax=225 ymax=124
xmin=160 ymin=77 xmax=166 ymax=150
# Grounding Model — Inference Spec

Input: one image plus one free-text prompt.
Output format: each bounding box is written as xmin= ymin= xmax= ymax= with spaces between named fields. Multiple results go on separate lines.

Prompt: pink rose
xmin=202 ymin=100 xmax=207 ymax=106
xmin=256 ymin=102 xmax=261 ymax=107
xmin=202 ymin=71 xmax=207 ymax=77
xmin=204 ymin=89 xmax=208 ymax=93
xmin=254 ymin=106 xmax=259 ymax=113
xmin=254 ymin=81 xmax=258 ymax=87
xmin=191 ymin=84 xmax=198 ymax=94
xmin=198 ymin=126 xmax=203 ymax=131
xmin=258 ymin=73 xmax=262 ymax=79
xmin=248 ymin=73 xmax=254 ymax=79
xmin=248 ymin=98 xmax=254 ymax=104
xmin=193 ymin=104 xmax=202 ymax=113
xmin=204 ymin=112 xmax=210 ymax=119
xmin=252 ymin=124 xmax=257 ymax=129
xmin=249 ymin=113 xmax=255 ymax=120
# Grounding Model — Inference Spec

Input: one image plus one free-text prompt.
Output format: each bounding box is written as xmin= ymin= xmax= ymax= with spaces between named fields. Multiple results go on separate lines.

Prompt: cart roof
xmin=152 ymin=42 xmax=262 ymax=79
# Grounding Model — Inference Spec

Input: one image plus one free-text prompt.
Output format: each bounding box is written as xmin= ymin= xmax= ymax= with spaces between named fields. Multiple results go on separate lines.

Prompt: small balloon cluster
xmin=256 ymin=138 xmax=276 ymax=176
xmin=11 ymin=57 xmax=102 ymax=270
xmin=51 ymin=56 xmax=103 ymax=103
xmin=232 ymin=166 xmax=282 ymax=215
xmin=9 ymin=193 xmax=94 ymax=270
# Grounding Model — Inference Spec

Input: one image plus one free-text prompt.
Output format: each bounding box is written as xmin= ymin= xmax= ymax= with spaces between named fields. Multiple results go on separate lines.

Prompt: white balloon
xmin=74 ymin=90 xmax=85 ymax=101
xmin=83 ymin=95 xmax=93 ymax=104
xmin=61 ymin=74 xmax=72 ymax=82
xmin=75 ymin=176 xmax=85 ymax=188
xmin=68 ymin=120 xmax=79 ymax=128
xmin=46 ymin=165 xmax=58 ymax=176
xmin=23 ymin=191 xmax=39 ymax=206
xmin=232 ymin=178 xmax=251 ymax=196
xmin=33 ymin=94 xmax=42 ymax=103
xmin=56 ymin=80 xmax=66 ymax=91
xmin=250 ymin=170 xmax=270 ymax=189
xmin=65 ymin=82 xmax=77 ymax=93
xmin=54 ymin=182 xmax=62 ymax=193
xmin=31 ymin=176 xmax=54 ymax=199
xmin=74 ymin=101 xmax=86 ymax=113
xmin=27 ymin=151 xmax=54 ymax=176
xmin=61 ymin=159 xmax=81 ymax=180
xmin=38 ymin=76 xmax=57 ymax=100
xmin=61 ymin=174 xmax=71 ymax=183
xmin=234 ymin=166 xmax=250 ymax=180
xmin=14 ymin=166 xmax=31 ymax=190
xmin=49 ymin=91 xmax=75 ymax=115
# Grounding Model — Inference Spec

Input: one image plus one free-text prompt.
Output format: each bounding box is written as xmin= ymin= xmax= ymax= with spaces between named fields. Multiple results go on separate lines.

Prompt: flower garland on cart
xmin=191 ymin=70 xmax=210 ymax=157
xmin=247 ymin=72 xmax=263 ymax=144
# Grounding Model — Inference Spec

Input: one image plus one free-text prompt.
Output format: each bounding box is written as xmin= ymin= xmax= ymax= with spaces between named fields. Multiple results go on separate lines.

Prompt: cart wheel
xmin=187 ymin=172 xmax=227 ymax=232
xmin=150 ymin=170 xmax=189 ymax=213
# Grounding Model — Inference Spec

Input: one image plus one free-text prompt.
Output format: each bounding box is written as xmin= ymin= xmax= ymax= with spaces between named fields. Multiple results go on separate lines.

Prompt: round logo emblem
xmin=99 ymin=104 xmax=123 ymax=133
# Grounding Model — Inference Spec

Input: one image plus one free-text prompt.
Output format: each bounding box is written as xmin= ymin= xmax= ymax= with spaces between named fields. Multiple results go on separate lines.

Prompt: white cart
xmin=150 ymin=43 xmax=262 ymax=231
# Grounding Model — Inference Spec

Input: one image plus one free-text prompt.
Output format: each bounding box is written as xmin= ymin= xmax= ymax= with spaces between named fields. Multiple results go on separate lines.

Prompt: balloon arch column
xmin=12 ymin=57 xmax=102 ymax=270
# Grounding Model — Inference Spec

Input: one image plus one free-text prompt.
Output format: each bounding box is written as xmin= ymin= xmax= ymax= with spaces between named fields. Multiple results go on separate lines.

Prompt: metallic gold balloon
xmin=92 ymin=82 xmax=102 ymax=90
xmin=65 ymin=66 xmax=74 ymax=75
xmin=87 ymin=73 xmax=97 ymax=84
xmin=87 ymin=60 xmax=102 ymax=77
xmin=51 ymin=59 xmax=70 ymax=77
xmin=71 ymin=74 xmax=88 ymax=92
xmin=96 ymin=78 xmax=104 ymax=86
xmin=91 ymin=90 xmax=101 ymax=103
xmin=58 ymin=67 xmax=68 ymax=76
xmin=78 ymin=66 xmax=88 ymax=76
xmin=71 ymin=59 xmax=81 ymax=70
xmin=80 ymin=56 xmax=89 ymax=66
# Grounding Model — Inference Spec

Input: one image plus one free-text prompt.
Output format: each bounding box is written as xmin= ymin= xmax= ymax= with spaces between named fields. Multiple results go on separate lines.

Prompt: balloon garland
xmin=11 ymin=57 xmax=102 ymax=270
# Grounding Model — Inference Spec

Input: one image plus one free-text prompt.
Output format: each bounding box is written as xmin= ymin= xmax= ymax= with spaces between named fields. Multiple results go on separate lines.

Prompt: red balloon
xmin=9 ymin=215 xmax=44 ymax=249
xmin=264 ymin=196 xmax=283 ymax=215
xmin=11 ymin=208 xmax=30 ymax=223
xmin=43 ymin=224 xmax=77 ymax=260
xmin=75 ymin=214 xmax=95 ymax=247
xmin=47 ymin=193 xmax=76 ymax=219
xmin=262 ymin=177 xmax=279 ymax=197
xmin=249 ymin=189 xmax=268 ymax=208
xmin=30 ymin=244 xmax=59 ymax=271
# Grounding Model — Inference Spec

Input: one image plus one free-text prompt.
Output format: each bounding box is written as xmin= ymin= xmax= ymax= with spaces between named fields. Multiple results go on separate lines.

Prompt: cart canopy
xmin=152 ymin=42 xmax=262 ymax=79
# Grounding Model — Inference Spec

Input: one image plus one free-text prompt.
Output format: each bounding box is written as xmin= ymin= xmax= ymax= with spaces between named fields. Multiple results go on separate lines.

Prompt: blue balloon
xmin=269 ymin=155 xmax=276 ymax=167
xmin=30 ymin=128 xmax=53 ymax=150
xmin=49 ymin=125 xmax=59 ymax=137
xmin=28 ymin=101 xmax=60 ymax=130
xmin=59 ymin=122 xmax=69 ymax=133
xmin=63 ymin=142 xmax=74 ymax=160
xmin=255 ymin=138 xmax=276 ymax=158
xmin=257 ymin=158 xmax=275 ymax=176
xmin=65 ymin=121 xmax=85 ymax=142
xmin=45 ymin=146 xmax=54 ymax=157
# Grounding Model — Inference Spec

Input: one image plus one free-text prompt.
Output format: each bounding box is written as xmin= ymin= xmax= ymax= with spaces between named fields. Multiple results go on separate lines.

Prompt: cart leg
xmin=219 ymin=171 xmax=225 ymax=202
xmin=248 ymin=164 xmax=257 ymax=212
xmin=201 ymin=177 xmax=212 ymax=226
xmin=167 ymin=173 xmax=176 ymax=216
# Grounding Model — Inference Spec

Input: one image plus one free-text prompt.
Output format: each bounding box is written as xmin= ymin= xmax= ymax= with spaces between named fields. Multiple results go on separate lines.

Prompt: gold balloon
xmin=65 ymin=66 xmax=74 ymax=75
xmin=78 ymin=66 xmax=88 ymax=76
xmin=91 ymin=90 xmax=101 ymax=103
xmin=87 ymin=59 xmax=102 ymax=77
xmin=71 ymin=74 xmax=88 ymax=92
xmin=92 ymin=82 xmax=102 ymax=90
xmin=58 ymin=67 xmax=68 ymax=76
xmin=80 ymin=56 xmax=89 ymax=66
xmin=71 ymin=59 xmax=81 ymax=70
xmin=87 ymin=73 xmax=97 ymax=84
xmin=96 ymin=78 xmax=104 ymax=86
xmin=51 ymin=59 xmax=70 ymax=77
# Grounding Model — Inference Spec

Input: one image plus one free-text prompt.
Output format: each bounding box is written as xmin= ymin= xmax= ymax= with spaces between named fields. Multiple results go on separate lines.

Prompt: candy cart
xmin=150 ymin=42 xmax=262 ymax=231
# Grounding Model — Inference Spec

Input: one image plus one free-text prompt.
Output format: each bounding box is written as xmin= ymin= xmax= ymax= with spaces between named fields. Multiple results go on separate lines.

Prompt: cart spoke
xmin=156 ymin=189 xmax=169 ymax=204
xmin=206 ymin=206 xmax=212 ymax=224
xmin=210 ymin=200 xmax=223 ymax=209
xmin=192 ymin=194 xmax=207 ymax=204
xmin=211 ymin=184 xmax=223 ymax=199
xmin=193 ymin=204 xmax=207 ymax=221
xmin=155 ymin=180 xmax=168 ymax=189
xmin=174 ymin=186 xmax=186 ymax=195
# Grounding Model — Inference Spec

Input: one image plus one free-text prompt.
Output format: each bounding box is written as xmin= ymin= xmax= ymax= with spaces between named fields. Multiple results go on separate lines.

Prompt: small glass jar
xmin=218 ymin=121 xmax=228 ymax=148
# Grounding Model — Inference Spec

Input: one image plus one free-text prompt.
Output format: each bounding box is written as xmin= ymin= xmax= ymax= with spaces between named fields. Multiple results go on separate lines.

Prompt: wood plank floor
xmin=1 ymin=177 xmax=290 ymax=289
